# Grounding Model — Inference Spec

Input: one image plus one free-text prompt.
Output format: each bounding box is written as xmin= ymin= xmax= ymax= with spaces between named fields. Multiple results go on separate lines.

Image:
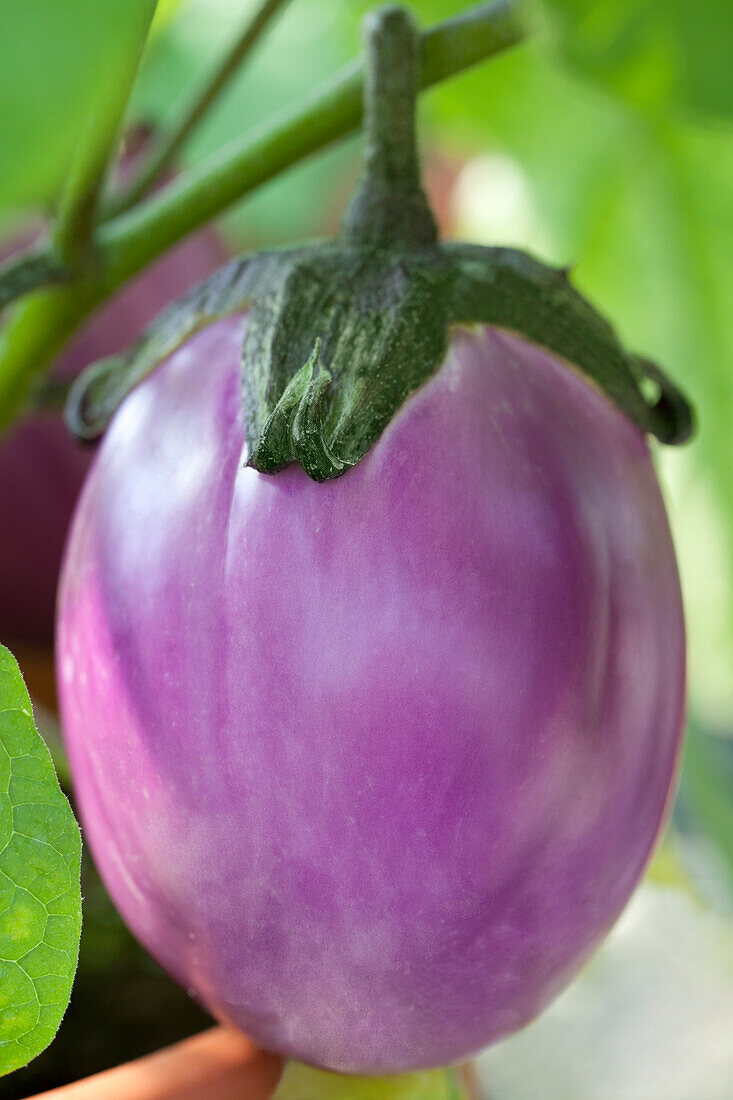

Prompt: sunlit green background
xmin=1 ymin=1 xmax=732 ymax=1096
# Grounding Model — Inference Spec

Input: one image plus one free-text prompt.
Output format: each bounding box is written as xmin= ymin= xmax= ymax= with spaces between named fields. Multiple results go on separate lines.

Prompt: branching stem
xmin=0 ymin=0 xmax=525 ymax=436
xmin=105 ymin=0 xmax=293 ymax=219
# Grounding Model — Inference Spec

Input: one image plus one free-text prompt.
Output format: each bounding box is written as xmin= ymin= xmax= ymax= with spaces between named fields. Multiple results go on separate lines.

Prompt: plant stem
xmin=101 ymin=0 xmax=523 ymax=283
xmin=0 ymin=248 xmax=68 ymax=311
xmin=341 ymin=4 xmax=438 ymax=246
xmin=106 ymin=0 xmax=293 ymax=220
xmin=0 ymin=0 xmax=525 ymax=436
xmin=53 ymin=0 xmax=158 ymax=268
xmin=0 ymin=2 xmax=158 ymax=309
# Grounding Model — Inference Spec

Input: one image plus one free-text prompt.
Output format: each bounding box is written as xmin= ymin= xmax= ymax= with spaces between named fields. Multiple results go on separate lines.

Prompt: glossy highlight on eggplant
xmin=0 ymin=227 xmax=226 ymax=644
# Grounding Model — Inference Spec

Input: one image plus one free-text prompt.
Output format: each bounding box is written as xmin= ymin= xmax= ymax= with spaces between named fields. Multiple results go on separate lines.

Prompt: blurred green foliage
xmin=0 ymin=1 xmax=157 ymax=217
xmin=128 ymin=0 xmax=355 ymax=245
xmin=536 ymin=0 xmax=733 ymax=119
xmin=678 ymin=722 xmax=733 ymax=881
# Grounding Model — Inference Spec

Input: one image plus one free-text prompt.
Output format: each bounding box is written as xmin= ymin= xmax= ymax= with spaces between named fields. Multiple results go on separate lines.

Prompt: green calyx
xmin=66 ymin=239 xmax=693 ymax=472
xmin=65 ymin=4 xmax=692 ymax=476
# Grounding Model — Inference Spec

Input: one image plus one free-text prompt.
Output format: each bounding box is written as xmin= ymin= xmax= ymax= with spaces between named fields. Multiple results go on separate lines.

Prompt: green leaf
xmin=536 ymin=0 xmax=733 ymax=120
xmin=0 ymin=645 xmax=82 ymax=1077
xmin=273 ymin=1061 xmax=465 ymax=1100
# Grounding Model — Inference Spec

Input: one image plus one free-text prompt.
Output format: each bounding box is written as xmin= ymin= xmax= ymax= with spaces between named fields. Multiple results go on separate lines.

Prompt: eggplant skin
xmin=57 ymin=315 xmax=685 ymax=1073
xmin=0 ymin=225 xmax=226 ymax=644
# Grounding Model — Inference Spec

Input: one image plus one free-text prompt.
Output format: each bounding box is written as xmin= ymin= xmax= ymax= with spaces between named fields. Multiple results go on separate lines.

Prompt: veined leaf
xmin=0 ymin=645 xmax=81 ymax=1077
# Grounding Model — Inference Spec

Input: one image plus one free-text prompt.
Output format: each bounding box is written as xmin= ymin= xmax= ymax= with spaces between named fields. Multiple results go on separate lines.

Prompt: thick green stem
xmin=0 ymin=0 xmax=525 ymax=435
xmin=341 ymin=5 xmax=437 ymax=246
xmin=53 ymin=0 xmax=158 ymax=268
xmin=105 ymin=0 xmax=293 ymax=219
xmin=102 ymin=0 xmax=522 ymax=281
xmin=0 ymin=2 xmax=157 ymax=310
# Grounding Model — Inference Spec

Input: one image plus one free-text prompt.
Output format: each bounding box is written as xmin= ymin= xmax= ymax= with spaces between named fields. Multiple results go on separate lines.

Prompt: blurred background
xmin=1 ymin=1 xmax=732 ymax=1096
